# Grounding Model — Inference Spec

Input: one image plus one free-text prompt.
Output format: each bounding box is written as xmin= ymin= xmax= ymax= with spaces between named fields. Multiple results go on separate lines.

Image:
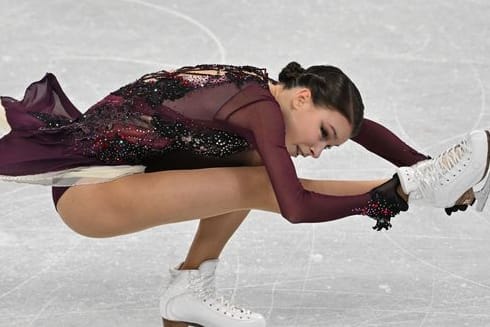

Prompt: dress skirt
xmin=0 ymin=74 xmax=145 ymax=210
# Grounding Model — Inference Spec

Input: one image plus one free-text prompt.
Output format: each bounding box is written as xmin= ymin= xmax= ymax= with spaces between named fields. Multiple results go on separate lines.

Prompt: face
xmin=282 ymin=88 xmax=353 ymax=158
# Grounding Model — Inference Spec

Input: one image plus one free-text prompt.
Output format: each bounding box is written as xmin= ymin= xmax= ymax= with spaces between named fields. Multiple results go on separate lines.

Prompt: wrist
xmin=396 ymin=184 xmax=409 ymax=203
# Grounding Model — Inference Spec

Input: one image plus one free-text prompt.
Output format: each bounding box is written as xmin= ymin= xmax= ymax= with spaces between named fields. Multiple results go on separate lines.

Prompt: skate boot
xmin=397 ymin=130 xmax=490 ymax=210
xmin=160 ymin=259 xmax=266 ymax=327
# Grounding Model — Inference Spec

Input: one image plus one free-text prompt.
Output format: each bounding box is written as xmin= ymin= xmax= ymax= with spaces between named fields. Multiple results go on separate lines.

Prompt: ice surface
xmin=1 ymin=0 xmax=489 ymax=326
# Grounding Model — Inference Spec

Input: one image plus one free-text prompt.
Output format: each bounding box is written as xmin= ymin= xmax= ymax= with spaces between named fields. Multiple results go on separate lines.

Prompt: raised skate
xmin=397 ymin=130 xmax=490 ymax=209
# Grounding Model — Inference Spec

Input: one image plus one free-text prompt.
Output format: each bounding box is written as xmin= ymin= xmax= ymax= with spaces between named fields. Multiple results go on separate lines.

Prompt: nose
xmin=309 ymin=145 xmax=323 ymax=158
xmin=310 ymin=141 xmax=329 ymax=158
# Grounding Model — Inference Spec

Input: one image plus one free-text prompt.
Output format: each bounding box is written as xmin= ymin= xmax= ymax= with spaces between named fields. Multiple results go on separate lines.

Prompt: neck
xmin=268 ymin=82 xmax=289 ymax=109
xmin=267 ymin=82 xmax=293 ymax=120
xmin=268 ymin=81 xmax=279 ymax=98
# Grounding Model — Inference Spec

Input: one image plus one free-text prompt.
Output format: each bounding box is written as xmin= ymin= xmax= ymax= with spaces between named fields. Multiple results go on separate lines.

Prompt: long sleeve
xmin=215 ymin=84 xmax=372 ymax=224
xmin=352 ymin=119 xmax=429 ymax=166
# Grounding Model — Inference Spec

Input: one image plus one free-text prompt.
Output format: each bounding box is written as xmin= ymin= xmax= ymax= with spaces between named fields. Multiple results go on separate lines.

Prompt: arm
xmin=351 ymin=118 xmax=429 ymax=166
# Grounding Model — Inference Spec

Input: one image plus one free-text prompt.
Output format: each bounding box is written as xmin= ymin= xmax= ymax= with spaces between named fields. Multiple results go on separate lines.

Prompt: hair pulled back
xmin=278 ymin=61 xmax=364 ymax=137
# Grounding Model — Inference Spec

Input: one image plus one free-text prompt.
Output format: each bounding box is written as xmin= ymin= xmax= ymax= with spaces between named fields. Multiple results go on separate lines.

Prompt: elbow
xmin=281 ymin=207 xmax=339 ymax=224
xmin=284 ymin=215 xmax=304 ymax=224
xmin=282 ymin=209 xmax=307 ymax=224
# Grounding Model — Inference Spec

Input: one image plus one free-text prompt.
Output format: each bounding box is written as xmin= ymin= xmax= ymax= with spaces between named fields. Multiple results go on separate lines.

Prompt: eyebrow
xmin=328 ymin=123 xmax=338 ymax=140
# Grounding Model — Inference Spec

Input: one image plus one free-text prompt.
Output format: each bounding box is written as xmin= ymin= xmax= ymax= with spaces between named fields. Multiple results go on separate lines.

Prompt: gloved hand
xmin=444 ymin=200 xmax=475 ymax=216
xmin=444 ymin=190 xmax=476 ymax=216
xmin=366 ymin=174 xmax=409 ymax=231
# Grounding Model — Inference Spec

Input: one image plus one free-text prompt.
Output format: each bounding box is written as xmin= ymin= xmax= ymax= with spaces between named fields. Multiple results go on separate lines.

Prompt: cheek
xmin=298 ymin=119 xmax=317 ymax=143
xmin=285 ymin=114 xmax=312 ymax=144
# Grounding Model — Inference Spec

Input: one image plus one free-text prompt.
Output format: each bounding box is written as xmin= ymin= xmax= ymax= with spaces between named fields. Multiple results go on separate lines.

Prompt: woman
xmin=1 ymin=62 xmax=488 ymax=327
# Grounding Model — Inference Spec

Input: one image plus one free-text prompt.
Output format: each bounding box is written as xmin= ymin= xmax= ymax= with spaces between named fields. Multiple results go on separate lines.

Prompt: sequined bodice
xmin=114 ymin=64 xmax=269 ymax=107
xmin=32 ymin=64 xmax=270 ymax=165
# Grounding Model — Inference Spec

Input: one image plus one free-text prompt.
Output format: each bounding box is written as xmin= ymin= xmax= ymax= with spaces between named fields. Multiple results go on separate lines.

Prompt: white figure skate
xmin=160 ymin=259 xmax=266 ymax=327
xmin=397 ymin=130 xmax=490 ymax=210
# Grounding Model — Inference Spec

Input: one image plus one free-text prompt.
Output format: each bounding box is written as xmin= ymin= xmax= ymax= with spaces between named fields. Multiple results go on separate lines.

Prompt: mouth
xmin=294 ymin=146 xmax=299 ymax=157
xmin=295 ymin=146 xmax=306 ymax=158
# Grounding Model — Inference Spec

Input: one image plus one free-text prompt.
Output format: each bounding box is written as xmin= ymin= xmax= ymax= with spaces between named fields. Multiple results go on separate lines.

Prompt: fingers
xmin=455 ymin=189 xmax=475 ymax=205
xmin=444 ymin=197 xmax=475 ymax=216
xmin=372 ymin=218 xmax=392 ymax=231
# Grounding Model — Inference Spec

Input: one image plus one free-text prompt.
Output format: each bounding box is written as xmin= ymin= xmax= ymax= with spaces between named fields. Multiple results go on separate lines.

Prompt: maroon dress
xmin=0 ymin=64 xmax=427 ymax=223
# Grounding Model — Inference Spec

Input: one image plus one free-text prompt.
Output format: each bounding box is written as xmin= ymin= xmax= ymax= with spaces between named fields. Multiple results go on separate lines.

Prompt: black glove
xmin=366 ymin=174 xmax=409 ymax=231
xmin=444 ymin=197 xmax=475 ymax=216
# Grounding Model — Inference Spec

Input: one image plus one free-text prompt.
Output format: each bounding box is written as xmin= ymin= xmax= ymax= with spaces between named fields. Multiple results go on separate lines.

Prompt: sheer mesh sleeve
xmin=352 ymin=119 xmax=429 ymax=166
xmin=217 ymin=85 xmax=372 ymax=224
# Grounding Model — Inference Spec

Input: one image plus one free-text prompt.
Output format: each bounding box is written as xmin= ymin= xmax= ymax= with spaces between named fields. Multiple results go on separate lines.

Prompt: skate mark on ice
xmin=383 ymin=233 xmax=490 ymax=290
xmin=291 ymin=225 xmax=316 ymax=327
xmin=120 ymin=0 xmax=227 ymax=63
xmin=0 ymin=239 xmax=81 ymax=300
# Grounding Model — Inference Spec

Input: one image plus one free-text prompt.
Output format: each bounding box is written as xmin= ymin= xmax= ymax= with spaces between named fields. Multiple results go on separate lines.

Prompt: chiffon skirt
xmin=0 ymin=73 xmax=145 ymax=187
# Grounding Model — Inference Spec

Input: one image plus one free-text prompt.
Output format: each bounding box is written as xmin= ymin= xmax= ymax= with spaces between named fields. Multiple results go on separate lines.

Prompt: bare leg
xmin=180 ymin=210 xmax=250 ymax=269
xmin=57 ymin=166 xmax=271 ymax=237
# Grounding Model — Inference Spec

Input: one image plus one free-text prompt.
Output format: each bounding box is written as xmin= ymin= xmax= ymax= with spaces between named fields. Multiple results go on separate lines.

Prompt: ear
xmin=292 ymin=88 xmax=312 ymax=110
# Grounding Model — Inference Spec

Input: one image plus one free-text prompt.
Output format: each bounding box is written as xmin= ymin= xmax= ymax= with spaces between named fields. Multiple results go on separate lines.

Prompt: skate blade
xmin=162 ymin=318 xmax=203 ymax=327
xmin=475 ymin=175 xmax=489 ymax=211
xmin=475 ymin=130 xmax=490 ymax=212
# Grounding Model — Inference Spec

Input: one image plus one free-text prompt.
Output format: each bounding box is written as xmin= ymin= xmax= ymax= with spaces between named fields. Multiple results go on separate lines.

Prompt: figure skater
xmin=0 ymin=62 xmax=488 ymax=327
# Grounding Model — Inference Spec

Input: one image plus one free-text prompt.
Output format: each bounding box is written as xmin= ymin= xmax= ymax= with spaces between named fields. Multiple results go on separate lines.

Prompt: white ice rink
xmin=1 ymin=1 xmax=490 ymax=326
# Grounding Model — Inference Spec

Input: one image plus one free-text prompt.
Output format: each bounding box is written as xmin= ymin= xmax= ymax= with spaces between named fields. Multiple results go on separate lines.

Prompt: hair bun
xmin=278 ymin=61 xmax=305 ymax=87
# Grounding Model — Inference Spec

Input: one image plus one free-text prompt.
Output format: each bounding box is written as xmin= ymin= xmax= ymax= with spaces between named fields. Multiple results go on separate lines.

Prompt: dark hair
xmin=278 ymin=61 xmax=364 ymax=137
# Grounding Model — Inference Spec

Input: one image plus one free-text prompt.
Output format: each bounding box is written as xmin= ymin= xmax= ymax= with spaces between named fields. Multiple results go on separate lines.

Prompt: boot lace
xmin=414 ymin=138 xmax=470 ymax=201
xmin=189 ymin=274 xmax=253 ymax=317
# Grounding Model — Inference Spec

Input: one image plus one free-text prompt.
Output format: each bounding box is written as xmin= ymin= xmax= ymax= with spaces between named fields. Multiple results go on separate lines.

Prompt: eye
xmin=321 ymin=126 xmax=329 ymax=140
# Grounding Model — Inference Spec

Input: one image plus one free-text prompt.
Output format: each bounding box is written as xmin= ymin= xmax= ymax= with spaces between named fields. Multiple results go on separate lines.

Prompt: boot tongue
xmin=437 ymin=144 xmax=464 ymax=172
xmin=198 ymin=259 xmax=219 ymax=276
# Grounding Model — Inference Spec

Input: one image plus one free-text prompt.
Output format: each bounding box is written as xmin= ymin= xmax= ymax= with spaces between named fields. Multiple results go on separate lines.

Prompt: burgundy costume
xmin=0 ymin=64 xmax=427 ymax=223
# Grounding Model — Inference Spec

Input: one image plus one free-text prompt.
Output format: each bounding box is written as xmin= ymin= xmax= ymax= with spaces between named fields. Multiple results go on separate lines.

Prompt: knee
xmin=58 ymin=213 xmax=117 ymax=238
xmin=55 ymin=187 xmax=127 ymax=238
xmin=56 ymin=202 xmax=123 ymax=238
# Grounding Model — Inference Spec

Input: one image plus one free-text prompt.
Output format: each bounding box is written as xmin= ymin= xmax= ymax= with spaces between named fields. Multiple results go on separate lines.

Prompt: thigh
xmin=56 ymin=166 xmax=269 ymax=238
